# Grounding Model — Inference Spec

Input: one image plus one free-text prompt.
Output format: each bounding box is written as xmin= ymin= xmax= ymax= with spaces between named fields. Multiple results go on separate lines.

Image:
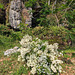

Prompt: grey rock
xmin=4 ymin=46 xmax=19 ymax=56
xmin=9 ymin=0 xmax=33 ymax=28
xmin=9 ymin=0 xmax=22 ymax=29
xmin=25 ymin=7 xmax=32 ymax=27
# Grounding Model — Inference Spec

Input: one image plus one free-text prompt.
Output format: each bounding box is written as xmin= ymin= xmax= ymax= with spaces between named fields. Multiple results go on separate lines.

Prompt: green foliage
xmin=36 ymin=2 xmax=51 ymax=27
xmin=10 ymin=31 xmax=22 ymax=41
xmin=0 ymin=24 xmax=12 ymax=35
xmin=72 ymin=53 xmax=75 ymax=57
xmin=0 ymin=24 xmax=23 ymax=40
xmin=32 ymin=26 xmax=72 ymax=49
xmin=0 ymin=24 xmax=22 ymax=51
xmin=0 ymin=3 xmax=4 ymax=9
xmin=65 ymin=9 xmax=75 ymax=28
xmin=25 ymin=0 xmax=37 ymax=7
xmin=13 ymin=66 xmax=28 ymax=75
xmin=37 ymin=5 xmax=51 ymax=26
xmin=47 ymin=14 xmax=58 ymax=26
xmin=65 ymin=27 xmax=75 ymax=44
xmin=63 ymin=54 xmax=70 ymax=58
xmin=62 ymin=48 xmax=75 ymax=53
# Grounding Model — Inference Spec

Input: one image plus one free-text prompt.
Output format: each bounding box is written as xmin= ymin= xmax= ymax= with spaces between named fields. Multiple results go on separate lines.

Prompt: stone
xmin=9 ymin=0 xmax=33 ymax=28
xmin=9 ymin=0 xmax=22 ymax=29
xmin=22 ymin=3 xmax=33 ymax=27
xmin=4 ymin=46 xmax=19 ymax=56
xmin=22 ymin=3 xmax=32 ymax=27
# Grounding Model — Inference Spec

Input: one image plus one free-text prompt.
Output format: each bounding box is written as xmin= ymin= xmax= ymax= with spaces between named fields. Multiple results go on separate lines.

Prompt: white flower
xmin=33 ymin=48 xmax=38 ymax=52
xmin=18 ymin=55 xmax=21 ymax=61
xmin=35 ymin=37 xmax=39 ymax=40
xmin=47 ymin=44 xmax=54 ymax=50
xmin=50 ymin=55 xmax=55 ymax=61
xmin=51 ymin=64 xmax=57 ymax=73
xmin=52 ymin=60 xmax=63 ymax=64
xmin=22 ymin=59 xmax=25 ymax=62
xmin=37 ymin=50 xmax=42 ymax=55
xmin=58 ymin=65 xmax=62 ymax=73
xmin=20 ymin=48 xmax=30 ymax=58
xmin=37 ymin=39 xmax=41 ymax=42
xmin=20 ymin=34 xmax=32 ymax=46
xmin=37 ymin=44 xmax=41 ymax=49
xmin=17 ymin=34 xmax=63 ymax=74
xmin=42 ymin=41 xmax=48 ymax=46
xmin=30 ymin=67 xmax=36 ymax=75
xmin=53 ymin=43 xmax=58 ymax=50
xmin=26 ymin=56 xmax=30 ymax=59
xmin=27 ymin=62 xmax=31 ymax=67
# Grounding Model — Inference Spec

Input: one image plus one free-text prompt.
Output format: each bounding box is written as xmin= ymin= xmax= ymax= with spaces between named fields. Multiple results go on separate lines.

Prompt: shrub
xmin=65 ymin=9 xmax=75 ymax=29
xmin=18 ymin=34 xmax=63 ymax=75
xmin=32 ymin=26 xmax=71 ymax=49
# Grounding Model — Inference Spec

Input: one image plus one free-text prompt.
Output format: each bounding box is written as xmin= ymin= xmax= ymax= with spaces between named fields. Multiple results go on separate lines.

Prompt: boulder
xmin=9 ymin=0 xmax=33 ymax=28
xmin=22 ymin=4 xmax=32 ymax=27
xmin=9 ymin=0 xmax=22 ymax=29
xmin=4 ymin=46 xmax=19 ymax=56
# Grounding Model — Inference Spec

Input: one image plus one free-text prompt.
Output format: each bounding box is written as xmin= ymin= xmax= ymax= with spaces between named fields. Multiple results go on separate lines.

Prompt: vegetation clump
xmin=18 ymin=34 xmax=63 ymax=75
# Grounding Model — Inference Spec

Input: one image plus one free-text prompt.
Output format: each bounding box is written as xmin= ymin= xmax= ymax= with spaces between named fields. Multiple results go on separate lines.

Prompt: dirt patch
xmin=61 ymin=57 xmax=75 ymax=75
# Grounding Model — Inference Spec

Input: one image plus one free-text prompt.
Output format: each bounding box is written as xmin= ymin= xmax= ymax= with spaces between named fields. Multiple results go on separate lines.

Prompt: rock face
xmin=22 ymin=7 xmax=32 ymax=27
xmin=25 ymin=7 xmax=32 ymax=27
xmin=9 ymin=0 xmax=33 ymax=28
xmin=9 ymin=0 xmax=22 ymax=29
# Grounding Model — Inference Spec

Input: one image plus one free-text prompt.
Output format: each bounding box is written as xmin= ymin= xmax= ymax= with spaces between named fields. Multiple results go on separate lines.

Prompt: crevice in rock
xmin=32 ymin=3 xmax=42 ymax=27
xmin=32 ymin=12 xmax=40 ymax=27
xmin=0 ymin=9 xmax=6 ymax=25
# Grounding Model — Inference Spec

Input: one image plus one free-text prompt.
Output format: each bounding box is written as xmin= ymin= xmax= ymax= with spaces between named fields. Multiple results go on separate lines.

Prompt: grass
xmin=60 ymin=48 xmax=75 ymax=75
xmin=0 ymin=51 xmax=28 ymax=75
xmin=0 ymin=29 xmax=29 ymax=75
xmin=63 ymin=49 xmax=75 ymax=53
xmin=61 ymin=48 xmax=75 ymax=58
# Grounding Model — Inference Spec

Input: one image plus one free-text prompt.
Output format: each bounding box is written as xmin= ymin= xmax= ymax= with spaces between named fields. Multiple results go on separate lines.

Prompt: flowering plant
xmin=18 ymin=34 xmax=63 ymax=75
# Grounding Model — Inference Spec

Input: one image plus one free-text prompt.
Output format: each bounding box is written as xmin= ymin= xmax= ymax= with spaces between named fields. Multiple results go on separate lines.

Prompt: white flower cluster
xmin=18 ymin=34 xmax=63 ymax=75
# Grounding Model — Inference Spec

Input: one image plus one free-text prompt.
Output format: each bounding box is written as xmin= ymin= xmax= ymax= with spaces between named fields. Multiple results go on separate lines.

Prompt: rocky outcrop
xmin=9 ymin=0 xmax=22 ymax=29
xmin=9 ymin=0 xmax=32 ymax=28
xmin=22 ymin=6 xmax=32 ymax=27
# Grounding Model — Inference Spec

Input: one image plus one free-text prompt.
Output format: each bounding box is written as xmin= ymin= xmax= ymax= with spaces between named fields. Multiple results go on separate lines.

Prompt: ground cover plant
xmin=18 ymin=34 xmax=63 ymax=75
